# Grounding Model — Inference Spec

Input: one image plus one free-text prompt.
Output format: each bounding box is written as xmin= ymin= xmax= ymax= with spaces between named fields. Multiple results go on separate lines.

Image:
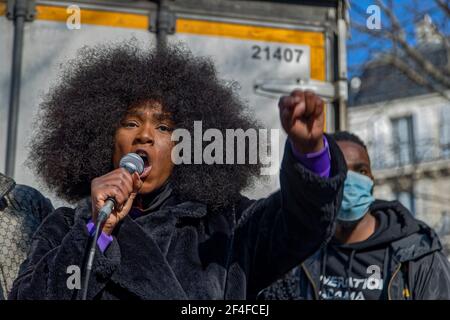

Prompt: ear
xmin=370 ymin=177 xmax=375 ymax=195
xmin=368 ymin=168 xmax=375 ymax=185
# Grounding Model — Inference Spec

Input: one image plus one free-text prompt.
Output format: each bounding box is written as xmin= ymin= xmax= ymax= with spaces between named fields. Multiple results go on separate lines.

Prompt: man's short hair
xmin=331 ymin=131 xmax=367 ymax=150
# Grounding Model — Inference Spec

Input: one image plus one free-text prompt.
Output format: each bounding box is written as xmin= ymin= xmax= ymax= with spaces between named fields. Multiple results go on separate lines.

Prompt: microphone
xmin=82 ymin=153 xmax=144 ymax=300
xmin=97 ymin=153 xmax=144 ymax=223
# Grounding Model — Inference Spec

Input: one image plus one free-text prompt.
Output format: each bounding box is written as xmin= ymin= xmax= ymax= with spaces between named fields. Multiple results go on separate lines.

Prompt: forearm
xmin=245 ymin=135 xmax=346 ymax=294
xmin=290 ymin=135 xmax=331 ymax=178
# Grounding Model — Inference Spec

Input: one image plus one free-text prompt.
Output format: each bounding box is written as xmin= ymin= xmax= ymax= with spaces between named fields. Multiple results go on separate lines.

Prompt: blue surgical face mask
xmin=338 ymin=171 xmax=375 ymax=222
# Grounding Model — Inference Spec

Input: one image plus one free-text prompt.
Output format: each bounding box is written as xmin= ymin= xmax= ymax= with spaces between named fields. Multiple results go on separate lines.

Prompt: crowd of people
xmin=1 ymin=41 xmax=449 ymax=300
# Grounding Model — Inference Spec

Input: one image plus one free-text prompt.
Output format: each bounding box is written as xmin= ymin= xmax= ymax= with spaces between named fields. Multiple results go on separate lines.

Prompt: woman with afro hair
xmin=10 ymin=41 xmax=346 ymax=300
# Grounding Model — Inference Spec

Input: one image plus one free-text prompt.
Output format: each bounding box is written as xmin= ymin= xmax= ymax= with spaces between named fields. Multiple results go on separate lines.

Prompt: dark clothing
xmin=261 ymin=200 xmax=450 ymax=300
xmin=319 ymin=210 xmax=393 ymax=300
xmin=9 ymin=138 xmax=346 ymax=300
xmin=0 ymin=173 xmax=53 ymax=299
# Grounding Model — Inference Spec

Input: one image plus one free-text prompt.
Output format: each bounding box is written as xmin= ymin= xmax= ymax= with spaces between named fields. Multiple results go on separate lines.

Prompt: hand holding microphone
xmin=91 ymin=153 xmax=144 ymax=235
xmin=83 ymin=153 xmax=144 ymax=300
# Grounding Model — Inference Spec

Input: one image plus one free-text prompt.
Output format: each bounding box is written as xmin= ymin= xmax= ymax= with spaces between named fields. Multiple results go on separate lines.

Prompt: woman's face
xmin=113 ymin=101 xmax=175 ymax=194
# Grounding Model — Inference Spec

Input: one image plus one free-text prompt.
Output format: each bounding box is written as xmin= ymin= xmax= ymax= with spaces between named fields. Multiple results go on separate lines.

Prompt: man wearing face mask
xmin=261 ymin=131 xmax=450 ymax=300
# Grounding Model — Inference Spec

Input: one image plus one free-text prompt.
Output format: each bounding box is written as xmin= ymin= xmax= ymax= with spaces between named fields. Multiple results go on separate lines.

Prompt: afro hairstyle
xmin=28 ymin=40 xmax=263 ymax=212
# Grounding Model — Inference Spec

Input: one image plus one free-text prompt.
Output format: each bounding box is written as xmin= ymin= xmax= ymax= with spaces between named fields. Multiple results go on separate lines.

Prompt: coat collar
xmin=0 ymin=173 xmax=15 ymax=199
xmin=109 ymin=216 xmax=189 ymax=299
xmin=74 ymin=196 xmax=208 ymax=221
xmin=73 ymin=196 xmax=208 ymax=299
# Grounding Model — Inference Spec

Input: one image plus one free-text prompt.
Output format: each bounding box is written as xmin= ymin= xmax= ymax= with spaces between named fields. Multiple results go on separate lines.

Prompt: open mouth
xmin=135 ymin=149 xmax=152 ymax=179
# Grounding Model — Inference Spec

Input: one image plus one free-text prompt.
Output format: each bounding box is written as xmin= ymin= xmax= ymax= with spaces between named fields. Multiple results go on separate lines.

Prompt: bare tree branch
xmin=356 ymin=0 xmax=450 ymax=90
xmin=378 ymin=0 xmax=450 ymax=78
xmin=436 ymin=0 xmax=450 ymax=17
xmin=378 ymin=53 xmax=450 ymax=100
xmin=430 ymin=21 xmax=450 ymax=74
xmin=349 ymin=0 xmax=450 ymax=100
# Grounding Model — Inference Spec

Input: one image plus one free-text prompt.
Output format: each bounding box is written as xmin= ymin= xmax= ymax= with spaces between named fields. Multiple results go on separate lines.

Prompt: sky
xmin=347 ymin=0 xmax=450 ymax=78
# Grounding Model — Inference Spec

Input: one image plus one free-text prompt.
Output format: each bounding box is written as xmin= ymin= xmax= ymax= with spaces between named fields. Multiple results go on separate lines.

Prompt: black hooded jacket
xmin=261 ymin=199 xmax=450 ymax=300
xmin=9 ymin=138 xmax=346 ymax=300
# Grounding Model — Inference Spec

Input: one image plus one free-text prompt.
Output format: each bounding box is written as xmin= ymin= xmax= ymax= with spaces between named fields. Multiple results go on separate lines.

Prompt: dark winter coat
xmin=0 ymin=173 xmax=53 ymax=299
xmin=261 ymin=200 xmax=450 ymax=300
xmin=9 ymin=138 xmax=346 ymax=300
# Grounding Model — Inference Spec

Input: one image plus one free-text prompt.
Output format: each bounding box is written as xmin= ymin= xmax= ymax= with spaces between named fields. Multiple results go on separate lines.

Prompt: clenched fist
xmin=279 ymin=90 xmax=325 ymax=154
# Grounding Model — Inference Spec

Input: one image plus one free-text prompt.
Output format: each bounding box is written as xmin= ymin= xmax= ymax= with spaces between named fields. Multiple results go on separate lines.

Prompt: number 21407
xmin=251 ymin=45 xmax=303 ymax=63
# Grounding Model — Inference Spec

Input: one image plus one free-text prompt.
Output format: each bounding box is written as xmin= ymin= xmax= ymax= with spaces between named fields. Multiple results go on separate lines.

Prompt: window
xmin=436 ymin=211 xmax=450 ymax=236
xmin=391 ymin=116 xmax=415 ymax=166
xmin=369 ymin=122 xmax=386 ymax=170
xmin=396 ymin=190 xmax=415 ymax=216
xmin=441 ymin=106 xmax=450 ymax=158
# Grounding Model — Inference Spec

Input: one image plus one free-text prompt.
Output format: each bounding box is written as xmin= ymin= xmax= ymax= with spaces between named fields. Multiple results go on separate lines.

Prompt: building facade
xmin=348 ymin=30 xmax=450 ymax=254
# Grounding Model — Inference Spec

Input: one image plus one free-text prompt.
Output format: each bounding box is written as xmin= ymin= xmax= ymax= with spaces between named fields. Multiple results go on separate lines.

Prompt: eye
xmin=360 ymin=169 xmax=368 ymax=176
xmin=157 ymin=124 xmax=172 ymax=132
xmin=122 ymin=120 xmax=138 ymax=128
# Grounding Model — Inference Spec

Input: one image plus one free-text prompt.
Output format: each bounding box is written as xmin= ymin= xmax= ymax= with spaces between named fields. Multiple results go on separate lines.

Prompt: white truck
xmin=0 ymin=0 xmax=349 ymax=205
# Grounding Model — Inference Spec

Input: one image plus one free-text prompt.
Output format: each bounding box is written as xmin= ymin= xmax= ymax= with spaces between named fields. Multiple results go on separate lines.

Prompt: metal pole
xmin=156 ymin=0 xmax=168 ymax=49
xmin=337 ymin=17 xmax=348 ymax=131
xmin=155 ymin=0 xmax=175 ymax=50
xmin=5 ymin=0 xmax=27 ymax=177
xmin=337 ymin=0 xmax=349 ymax=131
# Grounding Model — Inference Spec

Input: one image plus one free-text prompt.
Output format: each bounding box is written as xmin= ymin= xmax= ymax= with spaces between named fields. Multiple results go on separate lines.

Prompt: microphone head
xmin=119 ymin=153 xmax=144 ymax=175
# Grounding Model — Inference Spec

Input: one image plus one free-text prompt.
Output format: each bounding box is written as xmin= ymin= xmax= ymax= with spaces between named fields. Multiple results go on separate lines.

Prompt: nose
xmin=134 ymin=124 xmax=154 ymax=145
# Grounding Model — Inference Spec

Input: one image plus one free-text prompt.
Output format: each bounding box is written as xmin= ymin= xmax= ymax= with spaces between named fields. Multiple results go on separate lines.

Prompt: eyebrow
xmin=153 ymin=112 xmax=173 ymax=122
xmin=352 ymin=162 xmax=370 ymax=170
xmin=125 ymin=110 xmax=173 ymax=122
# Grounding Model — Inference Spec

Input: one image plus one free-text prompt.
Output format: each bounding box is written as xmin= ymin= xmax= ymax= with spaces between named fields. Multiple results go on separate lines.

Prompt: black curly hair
xmin=29 ymin=40 xmax=263 ymax=211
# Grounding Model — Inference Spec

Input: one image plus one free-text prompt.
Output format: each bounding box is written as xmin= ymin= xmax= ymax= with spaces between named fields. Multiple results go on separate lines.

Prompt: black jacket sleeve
xmin=411 ymin=250 xmax=450 ymax=299
xmin=8 ymin=207 xmax=120 ymax=300
xmin=232 ymin=135 xmax=347 ymax=297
